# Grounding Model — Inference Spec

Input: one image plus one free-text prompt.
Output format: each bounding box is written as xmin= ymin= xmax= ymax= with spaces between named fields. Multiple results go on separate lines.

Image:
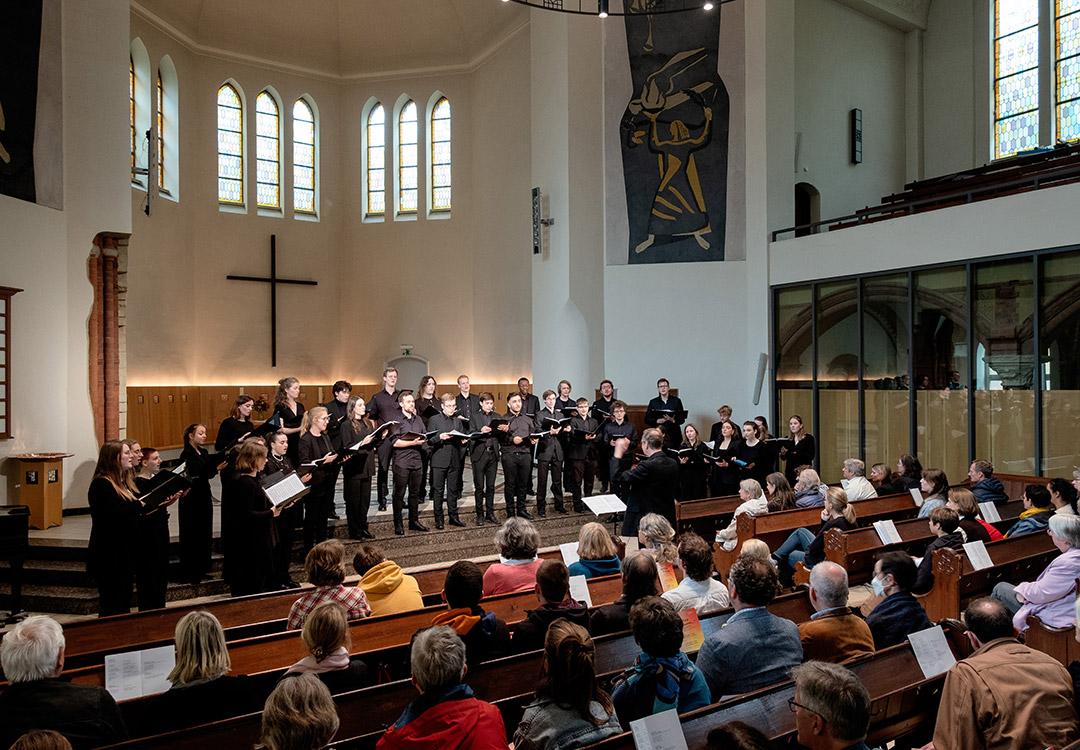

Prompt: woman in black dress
xmin=298 ymin=406 xmax=339 ymax=550
xmin=339 ymin=395 xmax=377 ymax=540
xmin=88 ymin=440 xmax=141 ymax=616
xmin=782 ymin=414 xmax=816 ymax=485
xmin=264 ymin=431 xmax=309 ymax=588
xmin=753 ymin=415 xmax=778 ymax=475
xmin=215 ymin=394 xmax=255 ymax=452
xmin=415 ymin=376 xmax=438 ymax=502
xmin=736 ymin=421 xmax=767 ymax=486
xmin=179 ymin=423 xmax=219 ymax=583
xmin=133 ymin=445 xmax=173 ymax=610
xmin=896 ymin=453 xmax=923 ymax=491
xmin=275 ymin=377 xmax=305 ymax=467
xmin=676 ymin=424 xmax=708 ymax=501
xmin=708 ymin=418 xmax=742 ymax=497
xmin=223 ymin=440 xmax=280 ymax=596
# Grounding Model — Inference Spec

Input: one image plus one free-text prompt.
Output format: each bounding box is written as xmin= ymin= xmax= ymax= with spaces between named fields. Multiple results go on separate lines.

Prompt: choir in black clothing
xmin=644 ymin=377 xmax=686 ymax=448
xmin=674 ymin=424 xmax=708 ymax=501
xmin=389 ymin=391 xmax=429 ymax=535
xmin=367 ymin=369 xmax=401 ymax=511
xmin=221 ymin=440 xmax=281 ymax=596
xmin=132 ymin=444 xmax=171 ymax=611
xmin=426 ymin=393 xmax=468 ymax=529
xmin=416 ymin=375 xmax=439 ymax=502
xmin=214 ymin=395 xmax=255 ymax=452
xmin=469 ymin=393 xmax=501 ymax=524
xmin=338 ymin=396 xmax=376 ymax=540
xmin=498 ymin=392 xmax=536 ymax=518
xmin=297 ymin=406 xmax=339 ymax=549
xmin=567 ymin=398 xmax=599 ymax=512
xmin=534 ymin=390 xmax=569 ymax=516
xmin=179 ymin=423 xmax=220 ymax=583
xmin=275 ymin=377 xmax=305 ymax=467
xmin=591 ymin=379 xmax=617 ymax=493
xmin=265 ymin=431 xmax=307 ymax=587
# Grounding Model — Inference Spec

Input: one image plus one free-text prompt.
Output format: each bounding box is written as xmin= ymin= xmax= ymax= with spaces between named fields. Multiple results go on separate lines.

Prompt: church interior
xmin=3 ymin=0 xmax=1080 ymax=747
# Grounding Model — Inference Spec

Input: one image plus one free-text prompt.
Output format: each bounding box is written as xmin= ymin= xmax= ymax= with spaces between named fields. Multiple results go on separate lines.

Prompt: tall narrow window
xmin=430 ymin=97 xmax=451 ymax=212
xmin=994 ymin=0 xmax=1040 ymax=158
xmin=217 ymin=83 xmax=244 ymax=205
xmin=1056 ymin=0 xmax=1080 ymax=141
xmin=130 ymin=57 xmax=136 ymax=174
xmin=256 ymin=91 xmax=281 ymax=210
xmin=293 ymin=99 xmax=316 ymax=215
xmin=156 ymin=72 xmax=166 ymax=192
xmin=398 ymin=100 xmax=418 ymax=214
xmin=366 ymin=103 xmax=385 ymax=217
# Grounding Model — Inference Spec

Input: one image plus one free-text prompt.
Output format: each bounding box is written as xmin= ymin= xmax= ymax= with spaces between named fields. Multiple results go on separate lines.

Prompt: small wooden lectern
xmin=11 ymin=453 xmax=72 ymax=529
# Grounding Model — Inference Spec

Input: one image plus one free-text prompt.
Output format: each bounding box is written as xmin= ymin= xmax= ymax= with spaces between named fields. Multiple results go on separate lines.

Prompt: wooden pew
xmin=103 ymin=590 xmax=819 ymax=749
xmin=675 ymin=493 xmax=742 ymax=539
xmin=1022 ymin=614 xmax=1080 ymax=667
xmin=915 ymin=532 xmax=1058 ymax=622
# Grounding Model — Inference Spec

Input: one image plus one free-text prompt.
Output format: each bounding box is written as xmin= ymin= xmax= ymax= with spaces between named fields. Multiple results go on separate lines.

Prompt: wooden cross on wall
xmin=226 ymin=234 xmax=318 ymax=367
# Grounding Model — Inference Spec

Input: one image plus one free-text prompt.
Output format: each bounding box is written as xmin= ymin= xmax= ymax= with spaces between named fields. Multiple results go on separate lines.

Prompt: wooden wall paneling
xmin=201 ymin=386 xmax=237 ymax=443
xmin=126 ymin=387 xmax=153 ymax=447
xmin=180 ymin=387 xmax=201 ymax=435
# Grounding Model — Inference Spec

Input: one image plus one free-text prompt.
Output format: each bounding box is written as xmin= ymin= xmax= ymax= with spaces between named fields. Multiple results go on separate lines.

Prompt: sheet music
xmin=909 ymin=488 xmax=925 ymax=507
xmin=620 ymin=535 xmax=640 ymax=553
xmin=630 ymin=708 xmax=689 ymax=750
xmin=104 ymin=645 xmax=175 ymax=701
xmin=907 ymin=625 xmax=956 ymax=678
xmin=583 ymin=494 xmax=627 ymax=515
xmin=569 ymin=575 xmax=592 ymax=608
xmin=264 ymin=472 xmax=307 ymax=507
xmin=703 ymin=440 xmax=715 ymax=450
xmin=873 ymin=519 xmax=902 ymax=545
xmin=171 ymin=462 xmax=185 ymax=475
xmin=978 ymin=501 xmax=1002 ymax=523
xmin=963 ymin=540 xmax=994 ymax=571
xmin=559 ymin=542 xmax=580 ymax=567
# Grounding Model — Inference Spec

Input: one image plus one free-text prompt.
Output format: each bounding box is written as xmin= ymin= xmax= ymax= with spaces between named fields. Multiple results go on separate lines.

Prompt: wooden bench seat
xmin=675 ymin=493 xmax=742 ymax=539
xmin=1022 ymin=614 xmax=1080 ymax=667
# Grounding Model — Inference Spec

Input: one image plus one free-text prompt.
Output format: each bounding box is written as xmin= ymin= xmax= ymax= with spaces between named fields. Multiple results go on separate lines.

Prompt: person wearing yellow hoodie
xmin=353 ymin=545 xmax=423 ymax=617
xmin=431 ymin=560 xmax=511 ymax=666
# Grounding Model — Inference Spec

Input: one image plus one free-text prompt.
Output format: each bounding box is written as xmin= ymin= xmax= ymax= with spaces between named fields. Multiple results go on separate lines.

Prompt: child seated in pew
xmin=610 ymin=597 xmax=711 ymax=730
xmin=259 ymin=673 xmax=339 ymax=750
xmin=945 ymin=487 xmax=998 ymax=543
xmin=911 ymin=507 xmax=965 ymax=595
xmin=1006 ymin=484 xmax=1054 ymax=538
xmin=287 ymin=540 xmax=371 ymax=630
xmin=282 ymin=602 xmax=371 ymax=694
xmin=431 ymin=560 xmax=512 ymax=665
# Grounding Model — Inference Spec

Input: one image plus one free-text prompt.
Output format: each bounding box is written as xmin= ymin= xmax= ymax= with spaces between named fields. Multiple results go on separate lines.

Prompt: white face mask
xmin=872 ymin=575 xmax=886 ymax=597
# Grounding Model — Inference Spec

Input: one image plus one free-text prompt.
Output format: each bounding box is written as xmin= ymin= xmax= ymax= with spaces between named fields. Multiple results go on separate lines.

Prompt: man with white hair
xmin=0 ymin=616 xmax=126 ymax=748
xmin=839 ymin=459 xmax=877 ymax=502
xmin=797 ymin=562 xmax=874 ymax=663
xmin=376 ymin=625 xmax=506 ymax=749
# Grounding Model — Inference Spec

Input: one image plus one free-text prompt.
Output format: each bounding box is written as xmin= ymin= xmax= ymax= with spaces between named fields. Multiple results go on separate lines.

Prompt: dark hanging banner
xmin=0 ymin=0 xmax=44 ymax=205
xmin=620 ymin=5 xmax=729 ymax=264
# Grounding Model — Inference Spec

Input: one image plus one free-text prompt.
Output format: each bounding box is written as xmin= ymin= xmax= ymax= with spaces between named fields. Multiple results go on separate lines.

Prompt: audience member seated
xmin=1070 ymin=597 xmax=1080 ymax=701
xmin=912 ymin=507 xmax=965 ymax=595
xmin=739 ymin=538 xmax=775 ymax=568
xmin=717 ymin=479 xmax=769 ymax=552
xmin=866 ymin=551 xmax=931 ymax=649
xmin=839 ymin=459 xmax=877 ymax=502
xmin=611 ymin=597 xmax=710 ymax=730
xmin=432 ymin=560 xmax=511 ymax=665
xmin=567 ymin=522 xmax=622 ymax=579
xmin=798 ymin=562 xmax=874 ymax=663
xmin=916 ymin=468 xmax=948 ymax=519
xmin=7 ymin=730 xmax=73 ymax=750
xmin=772 ymin=487 xmax=856 ymax=584
xmin=636 ymin=513 xmax=678 ymax=565
xmin=1049 ymin=477 xmax=1079 ymax=516
xmin=156 ymin=610 xmax=263 ymax=730
xmin=695 ymin=554 xmax=803 ymax=701
xmin=992 ymin=514 xmax=1080 ymax=633
xmin=765 ymin=472 xmax=797 ymax=512
xmin=661 ymin=532 xmax=730 ymax=614
xmin=924 ymin=597 xmax=1078 ymax=750
xmin=895 ymin=454 xmax=923 ymax=492
xmin=869 ymin=462 xmax=900 ymax=495
xmin=353 ymin=544 xmax=423 ymax=617
xmin=283 ymin=602 xmax=371 ymax=693
xmin=946 ymin=487 xmax=997 ymax=544
xmin=1005 ymin=483 xmax=1054 ymax=538
xmin=377 ymin=626 xmax=507 ymax=750
xmin=288 ymin=540 xmax=371 ymax=630
xmin=511 ymin=560 xmax=591 ymax=653
xmin=794 ymin=468 xmax=826 ymax=508
xmin=0 ymin=616 xmax=126 ymax=750
xmin=705 ymin=722 xmax=774 ymax=750
xmin=968 ymin=459 xmax=1008 ymax=505
xmin=259 ymin=673 xmax=340 ymax=750
xmin=512 ymin=620 xmax=622 ymax=749
xmin=482 ymin=518 xmax=543 ymax=596
xmin=590 ymin=553 xmax=661 ymax=636
xmin=790 ymin=661 xmax=873 ymax=750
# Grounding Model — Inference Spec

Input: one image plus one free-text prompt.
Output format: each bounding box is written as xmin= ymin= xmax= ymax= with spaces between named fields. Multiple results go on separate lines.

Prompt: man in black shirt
xmin=499 ymin=392 xmax=536 ymax=518
xmin=613 ymin=428 xmax=679 ymax=534
xmin=516 ymin=377 xmax=541 ymax=495
xmin=591 ymin=379 xmax=617 ymax=493
xmin=469 ymin=392 xmax=501 ymax=525
xmin=322 ymin=380 xmax=352 ymax=519
xmin=368 ymin=368 xmax=400 ymax=511
xmin=568 ymin=398 xmax=599 ymax=513
xmin=427 ymin=393 xmax=468 ymax=529
xmin=645 ymin=377 xmax=685 ymax=449
xmin=455 ymin=375 xmax=481 ymax=501
xmin=389 ymin=391 xmax=428 ymax=535
xmin=601 ymin=400 xmax=637 ymax=481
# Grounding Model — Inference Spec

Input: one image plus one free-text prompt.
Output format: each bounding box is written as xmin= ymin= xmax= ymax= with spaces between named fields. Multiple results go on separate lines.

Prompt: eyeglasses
xmin=787 ymin=698 xmax=822 ymax=717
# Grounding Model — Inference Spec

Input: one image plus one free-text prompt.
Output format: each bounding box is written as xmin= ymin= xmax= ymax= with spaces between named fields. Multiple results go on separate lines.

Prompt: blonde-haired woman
xmin=716 ymin=479 xmax=769 ymax=552
xmin=568 ymin=522 xmax=621 ymax=579
xmin=638 ymin=513 xmax=679 ymax=565
xmin=283 ymin=603 xmax=370 ymax=694
xmin=259 ymin=673 xmax=339 ymax=750
xmin=88 ymin=440 xmax=141 ymax=616
xmin=298 ymin=406 xmax=339 ymax=550
xmin=772 ymin=487 xmax=857 ymax=584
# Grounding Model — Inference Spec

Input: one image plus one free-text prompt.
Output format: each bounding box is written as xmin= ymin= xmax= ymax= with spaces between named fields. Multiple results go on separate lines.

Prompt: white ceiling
xmin=133 ymin=0 xmax=530 ymax=79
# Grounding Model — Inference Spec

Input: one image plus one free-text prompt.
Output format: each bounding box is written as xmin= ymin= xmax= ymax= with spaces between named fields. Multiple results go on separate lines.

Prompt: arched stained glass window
xmin=398 ymin=100 xmax=418 ymax=214
xmin=430 ymin=97 xmax=451 ymax=212
xmin=1056 ymin=0 xmax=1080 ymax=141
xmin=994 ymin=0 xmax=1040 ymax=158
xmin=256 ymin=91 xmax=281 ymax=210
xmin=156 ymin=71 xmax=165 ymax=191
xmin=217 ymin=83 xmax=244 ymax=205
xmin=293 ymin=98 xmax=316 ymax=215
xmin=366 ymin=103 xmax=385 ymax=217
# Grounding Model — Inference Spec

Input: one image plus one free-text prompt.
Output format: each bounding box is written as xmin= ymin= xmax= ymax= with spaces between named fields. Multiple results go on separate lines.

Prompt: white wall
xmin=0 ymin=0 xmax=133 ymax=506
xmin=922 ymin=0 xmax=982 ymax=177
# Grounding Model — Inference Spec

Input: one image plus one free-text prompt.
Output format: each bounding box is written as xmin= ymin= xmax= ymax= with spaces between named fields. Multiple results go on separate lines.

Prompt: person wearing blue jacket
xmin=567 ymin=522 xmax=622 ymax=579
xmin=968 ymin=459 xmax=1008 ymax=504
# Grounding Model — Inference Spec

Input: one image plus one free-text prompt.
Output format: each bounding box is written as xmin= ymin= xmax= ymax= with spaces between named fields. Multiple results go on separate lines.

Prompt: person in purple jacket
xmin=992 ymin=514 xmax=1080 ymax=632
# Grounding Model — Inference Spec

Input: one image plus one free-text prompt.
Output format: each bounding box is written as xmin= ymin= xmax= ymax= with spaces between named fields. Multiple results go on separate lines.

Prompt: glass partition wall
xmin=772 ymin=247 xmax=1078 ymax=483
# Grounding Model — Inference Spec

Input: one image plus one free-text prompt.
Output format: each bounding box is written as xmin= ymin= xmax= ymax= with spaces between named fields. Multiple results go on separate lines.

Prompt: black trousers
xmin=420 ymin=451 xmax=430 ymax=501
xmin=273 ymin=503 xmax=301 ymax=585
xmin=472 ymin=451 xmax=498 ymax=517
xmin=536 ymin=456 xmax=564 ymax=513
xmin=179 ymin=484 xmax=213 ymax=583
xmin=377 ymin=453 xmax=390 ymax=504
xmin=595 ymin=444 xmax=611 ymax=491
xmin=392 ymin=465 xmax=423 ymax=527
xmin=97 ymin=568 xmax=134 ymax=617
xmin=431 ymin=463 xmax=463 ymax=523
xmin=501 ymin=452 xmax=531 ymax=515
xmin=303 ymin=480 xmax=334 ymax=550
xmin=135 ymin=512 xmax=170 ymax=611
xmin=568 ymin=459 xmax=591 ymax=510
xmin=343 ymin=474 xmax=372 ymax=538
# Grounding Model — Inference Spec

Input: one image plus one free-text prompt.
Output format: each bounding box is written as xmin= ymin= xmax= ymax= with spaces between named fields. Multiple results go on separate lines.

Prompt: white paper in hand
xmin=978 ymin=501 xmax=1002 ymax=523
xmin=105 ymin=645 xmax=175 ymax=701
xmin=620 ymin=535 xmax=640 ymax=553
xmin=569 ymin=575 xmax=592 ymax=608
xmin=963 ymin=540 xmax=994 ymax=571
xmin=583 ymin=494 xmax=627 ymax=515
xmin=873 ymin=519 xmax=902 ymax=545
xmin=907 ymin=625 xmax=957 ymax=678
xmin=264 ymin=472 xmax=307 ymax=507
xmin=559 ymin=542 xmax=581 ymax=567
xmin=630 ymin=708 xmax=689 ymax=750
xmin=909 ymin=488 xmax=925 ymax=507
xmin=171 ymin=462 xmax=186 ymax=475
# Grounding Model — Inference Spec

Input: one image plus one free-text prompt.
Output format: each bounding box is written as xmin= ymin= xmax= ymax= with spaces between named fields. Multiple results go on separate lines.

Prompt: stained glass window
xmin=398 ymin=100 xmax=418 ymax=214
xmin=156 ymin=72 xmax=166 ymax=192
xmin=293 ymin=99 xmax=316 ymax=215
xmin=217 ymin=83 xmax=244 ymax=205
xmin=130 ymin=57 xmax=136 ymax=176
xmin=1058 ymin=0 xmax=1080 ymax=141
xmin=994 ymin=0 xmax=1040 ymax=158
xmin=430 ymin=97 xmax=451 ymax=212
xmin=366 ymin=103 xmax=385 ymax=217
xmin=256 ymin=91 xmax=280 ymax=210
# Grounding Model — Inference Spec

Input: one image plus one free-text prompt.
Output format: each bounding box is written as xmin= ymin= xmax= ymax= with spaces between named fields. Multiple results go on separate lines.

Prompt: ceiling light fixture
xmin=599 ymin=0 xmax=608 ymax=17
xmin=500 ymin=0 xmax=736 ymax=17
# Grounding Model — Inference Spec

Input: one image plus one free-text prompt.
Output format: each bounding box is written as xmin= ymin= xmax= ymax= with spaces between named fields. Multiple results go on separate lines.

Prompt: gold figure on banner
xmin=0 ymin=100 xmax=10 ymax=164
